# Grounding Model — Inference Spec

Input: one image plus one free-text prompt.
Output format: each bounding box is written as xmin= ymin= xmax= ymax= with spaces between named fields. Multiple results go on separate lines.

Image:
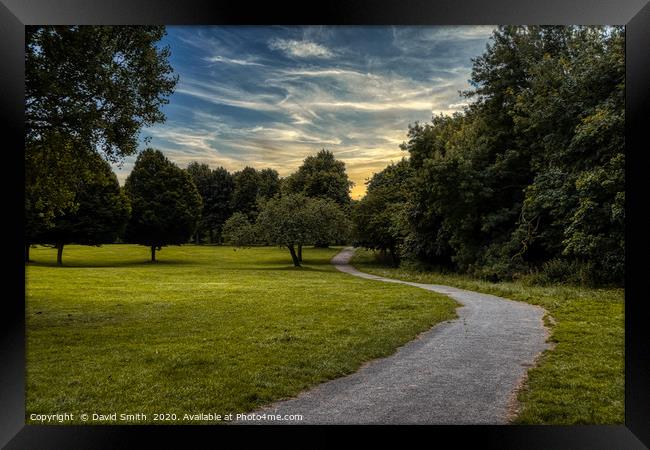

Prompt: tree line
xmin=351 ymin=26 xmax=624 ymax=286
xmin=26 ymin=147 xmax=354 ymax=266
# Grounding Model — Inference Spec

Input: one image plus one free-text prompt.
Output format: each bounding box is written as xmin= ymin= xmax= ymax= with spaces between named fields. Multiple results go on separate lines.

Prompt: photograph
xmin=23 ymin=24 xmax=626 ymax=426
xmin=2 ymin=0 xmax=649 ymax=447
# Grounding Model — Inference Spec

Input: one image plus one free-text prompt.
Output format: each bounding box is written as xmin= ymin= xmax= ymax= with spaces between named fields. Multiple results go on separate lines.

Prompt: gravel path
xmin=240 ymin=247 xmax=550 ymax=425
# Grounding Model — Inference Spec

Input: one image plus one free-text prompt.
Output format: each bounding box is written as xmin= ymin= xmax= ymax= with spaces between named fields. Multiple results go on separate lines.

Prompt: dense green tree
xmin=222 ymin=212 xmax=257 ymax=247
xmin=257 ymin=168 xmax=281 ymax=200
xmin=229 ymin=166 xmax=281 ymax=222
xmin=513 ymin=26 xmax=625 ymax=283
xmin=283 ymin=149 xmax=353 ymax=247
xmin=25 ymin=133 xmax=84 ymax=261
xmin=186 ymin=162 xmax=235 ymax=244
xmin=186 ymin=162 xmax=212 ymax=243
xmin=25 ymin=26 xmax=177 ymax=224
xmin=283 ymin=149 xmax=353 ymax=206
xmin=26 ymin=25 xmax=177 ymax=160
xmin=255 ymin=194 xmax=312 ymax=266
xmin=252 ymin=194 xmax=349 ymax=267
xmin=231 ymin=167 xmax=261 ymax=219
xmin=400 ymin=115 xmax=472 ymax=268
xmin=36 ymin=154 xmax=131 ymax=265
xmin=207 ymin=167 xmax=236 ymax=243
xmin=300 ymin=197 xmax=351 ymax=261
xmin=353 ymin=159 xmax=413 ymax=266
xmin=124 ymin=149 xmax=202 ymax=262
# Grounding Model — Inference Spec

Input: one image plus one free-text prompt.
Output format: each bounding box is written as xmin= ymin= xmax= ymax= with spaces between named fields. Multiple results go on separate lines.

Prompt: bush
xmin=515 ymin=258 xmax=599 ymax=287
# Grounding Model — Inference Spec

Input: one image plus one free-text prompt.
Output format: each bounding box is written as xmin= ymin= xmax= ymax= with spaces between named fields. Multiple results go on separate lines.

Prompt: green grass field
xmin=25 ymin=244 xmax=457 ymax=424
xmin=351 ymin=249 xmax=624 ymax=424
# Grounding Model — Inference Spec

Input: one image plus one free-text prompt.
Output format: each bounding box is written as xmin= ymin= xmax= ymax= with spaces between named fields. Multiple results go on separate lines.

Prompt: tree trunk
xmin=288 ymin=244 xmax=301 ymax=267
xmin=151 ymin=245 xmax=156 ymax=262
xmin=298 ymin=243 xmax=303 ymax=262
xmin=56 ymin=242 xmax=64 ymax=266
xmin=25 ymin=244 xmax=31 ymax=263
xmin=389 ymin=245 xmax=399 ymax=267
xmin=195 ymin=231 xmax=200 ymax=245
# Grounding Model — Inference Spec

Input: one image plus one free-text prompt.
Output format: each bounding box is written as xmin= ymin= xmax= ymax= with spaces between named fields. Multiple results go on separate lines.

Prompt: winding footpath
xmin=243 ymin=247 xmax=550 ymax=425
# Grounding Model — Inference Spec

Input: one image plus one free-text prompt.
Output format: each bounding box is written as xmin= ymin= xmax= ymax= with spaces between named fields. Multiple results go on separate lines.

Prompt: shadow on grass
xmin=224 ymin=255 xmax=336 ymax=266
xmin=25 ymin=259 xmax=335 ymax=271
xmin=26 ymin=260 xmax=195 ymax=268
xmin=230 ymin=265 xmax=334 ymax=273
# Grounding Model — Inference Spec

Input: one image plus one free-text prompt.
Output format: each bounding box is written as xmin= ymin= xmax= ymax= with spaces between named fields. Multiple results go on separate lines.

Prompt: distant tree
xmin=222 ymin=212 xmax=257 ymax=247
xmin=185 ymin=162 xmax=235 ymax=244
xmin=254 ymin=193 xmax=350 ymax=267
xmin=255 ymin=194 xmax=313 ymax=267
xmin=301 ymin=197 xmax=351 ymax=261
xmin=186 ymin=162 xmax=211 ymax=243
xmin=26 ymin=26 xmax=177 ymax=223
xmin=25 ymin=192 xmax=42 ymax=263
xmin=283 ymin=149 xmax=353 ymax=247
xmin=283 ymin=149 xmax=353 ymax=206
xmin=36 ymin=153 xmax=131 ymax=265
xmin=257 ymin=168 xmax=281 ymax=200
xmin=231 ymin=167 xmax=261 ymax=219
xmin=207 ymin=167 xmax=235 ymax=243
xmin=352 ymin=159 xmax=413 ymax=266
xmin=124 ymin=149 xmax=202 ymax=262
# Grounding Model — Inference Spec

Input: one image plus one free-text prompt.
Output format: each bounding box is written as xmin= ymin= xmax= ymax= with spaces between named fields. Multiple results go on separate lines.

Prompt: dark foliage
xmin=124 ymin=149 xmax=202 ymax=261
xmin=355 ymin=26 xmax=624 ymax=286
xmin=33 ymin=153 xmax=131 ymax=265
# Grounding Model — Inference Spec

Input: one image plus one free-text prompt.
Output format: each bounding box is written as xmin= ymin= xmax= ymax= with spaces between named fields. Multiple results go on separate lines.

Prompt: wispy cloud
xmin=268 ymin=38 xmax=335 ymax=58
xmin=174 ymin=78 xmax=281 ymax=111
xmin=204 ymin=55 xmax=264 ymax=66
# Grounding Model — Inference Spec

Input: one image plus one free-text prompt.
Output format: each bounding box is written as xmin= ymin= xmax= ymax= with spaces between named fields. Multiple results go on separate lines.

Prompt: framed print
xmin=1 ymin=0 xmax=649 ymax=447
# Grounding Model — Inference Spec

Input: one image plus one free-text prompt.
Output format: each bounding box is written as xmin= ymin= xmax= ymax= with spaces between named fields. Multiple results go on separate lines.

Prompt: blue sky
xmin=114 ymin=26 xmax=495 ymax=198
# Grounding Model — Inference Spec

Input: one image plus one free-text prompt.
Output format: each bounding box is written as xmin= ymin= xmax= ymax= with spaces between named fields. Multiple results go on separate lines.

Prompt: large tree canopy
xmin=26 ymin=25 xmax=177 ymax=160
xmin=124 ymin=149 xmax=202 ymax=261
xmin=25 ymin=132 xmax=89 ymax=242
xmin=25 ymin=25 xmax=177 ymax=232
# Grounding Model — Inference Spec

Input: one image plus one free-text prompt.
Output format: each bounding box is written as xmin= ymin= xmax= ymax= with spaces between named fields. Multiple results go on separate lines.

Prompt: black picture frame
xmin=2 ymin=1 xmax=648 ymax=447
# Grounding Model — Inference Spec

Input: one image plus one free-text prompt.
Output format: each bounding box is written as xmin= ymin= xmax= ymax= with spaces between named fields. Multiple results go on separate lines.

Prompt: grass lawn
xmin=25 ymin=244 xmax=457 ymax=424
xmin=352 ymin=249 xmax=624 ymax=425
